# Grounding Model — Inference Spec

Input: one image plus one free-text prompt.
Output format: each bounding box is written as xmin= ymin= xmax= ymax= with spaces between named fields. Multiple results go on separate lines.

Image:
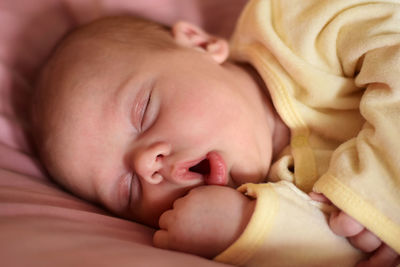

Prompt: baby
xmin=30 ymin=16 xmax=281 ymax=228
xmin=30 ymin=2 xmax=400 ymax=266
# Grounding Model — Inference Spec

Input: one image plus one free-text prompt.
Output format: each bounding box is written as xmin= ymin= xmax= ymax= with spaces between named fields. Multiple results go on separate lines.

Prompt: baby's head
xmin=31 ymin=16 xmax=276 ymax=227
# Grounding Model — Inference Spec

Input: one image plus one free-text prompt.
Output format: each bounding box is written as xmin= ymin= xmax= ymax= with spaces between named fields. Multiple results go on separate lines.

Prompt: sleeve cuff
xmin=214 ymin=183 xmax=279 ymax=265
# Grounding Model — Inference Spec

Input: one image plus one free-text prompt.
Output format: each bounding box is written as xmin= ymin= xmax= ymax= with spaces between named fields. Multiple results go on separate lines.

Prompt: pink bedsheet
xmin=0 ymin=0 xmax=246 ymax=265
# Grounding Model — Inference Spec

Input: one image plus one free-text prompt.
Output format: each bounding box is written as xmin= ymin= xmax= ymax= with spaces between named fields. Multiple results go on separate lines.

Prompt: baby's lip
xmin=204 ymin=151 xmax=227 ymax=186
xmin=172 ymin=152 xmax=227 ymax=186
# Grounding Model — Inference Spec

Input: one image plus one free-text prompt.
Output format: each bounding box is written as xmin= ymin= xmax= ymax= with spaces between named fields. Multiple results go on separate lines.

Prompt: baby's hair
xmin=59 ymin=16 xmax=174 ymax=51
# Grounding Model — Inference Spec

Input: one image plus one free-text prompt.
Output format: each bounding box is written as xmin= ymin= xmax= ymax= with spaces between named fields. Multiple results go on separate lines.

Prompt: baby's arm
xmin=154 ymin=182 xmax=364 ymax=267
xmin=153 ymin=185 xmax=255 ymax=258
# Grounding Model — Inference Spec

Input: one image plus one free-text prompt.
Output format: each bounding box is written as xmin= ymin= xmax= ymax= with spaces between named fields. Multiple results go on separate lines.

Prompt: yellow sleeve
xmin=214 ymin=182 xmax=364 ymax=267
xmin=229 ymin=0 xmax=400 ymax=254
xmin=314 ymin=4 xmax=400 ymax=254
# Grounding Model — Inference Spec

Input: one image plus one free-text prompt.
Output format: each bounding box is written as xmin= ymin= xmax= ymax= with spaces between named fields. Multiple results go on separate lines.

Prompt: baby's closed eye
xmin=117 ymin=173 xmax=141 ymax=212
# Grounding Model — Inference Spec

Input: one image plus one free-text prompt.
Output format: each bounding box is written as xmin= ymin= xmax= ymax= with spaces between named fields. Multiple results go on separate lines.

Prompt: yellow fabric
xmin=216 ymin=0 xmax=400 ymax=265
xmin=214 ymin=182 xmax=364 ymax=267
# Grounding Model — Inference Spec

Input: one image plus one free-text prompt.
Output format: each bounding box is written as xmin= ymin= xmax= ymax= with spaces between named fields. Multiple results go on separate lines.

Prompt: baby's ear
xmin=172 ymin=21 xmax=229 ymax=64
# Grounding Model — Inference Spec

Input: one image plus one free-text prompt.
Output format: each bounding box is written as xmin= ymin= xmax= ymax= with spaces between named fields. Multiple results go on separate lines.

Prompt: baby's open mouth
xmin=190 ymin=152 xmax=227 ymax=186
xmin=189 ymin=159 xmax=210 ymax=176
xmin=174 ymin=152 xmax=227 ymax=185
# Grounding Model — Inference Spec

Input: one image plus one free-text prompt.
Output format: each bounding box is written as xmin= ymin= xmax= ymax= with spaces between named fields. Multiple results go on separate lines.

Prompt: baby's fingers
xmin=153 ymin=230 xmax=169 ymax=249
xmin=356 ymin=244 xmax=400 ymax=267
xmin=158 ymin=209 xmax=174 ymax=230
xmin=349 ymin=229 xmax=381 ymax=252
xmin=153 ymin=210 xmax=174 ymax=249
xmin=309 ymin=192 xmax=331 ymax=204
xmin=329 ymin=210 xmax=364 ymax=237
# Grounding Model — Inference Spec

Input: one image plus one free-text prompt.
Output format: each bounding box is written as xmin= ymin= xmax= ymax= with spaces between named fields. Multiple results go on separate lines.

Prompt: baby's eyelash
xmin=140 ymin=91 xmax=152 ymax=130
xmin=119 ymin=172 xmax=133 ymax=212
xmin=127 ymin=173 xmax=133 ymax=207
xmin=127 ymin=173 xmax=141 ymax=210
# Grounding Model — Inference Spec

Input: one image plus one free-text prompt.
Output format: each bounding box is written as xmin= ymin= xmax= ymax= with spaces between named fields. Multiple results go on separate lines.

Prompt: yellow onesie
xmin=216 ymin=0 xmax=400 ymax=266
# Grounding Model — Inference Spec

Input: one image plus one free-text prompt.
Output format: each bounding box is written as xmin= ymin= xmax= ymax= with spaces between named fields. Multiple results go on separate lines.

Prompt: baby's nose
xmin=132 ymin=142 xmax=171 ymax=185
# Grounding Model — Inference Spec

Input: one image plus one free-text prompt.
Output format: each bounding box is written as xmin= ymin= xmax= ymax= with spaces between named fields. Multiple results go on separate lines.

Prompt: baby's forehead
xmin=37 ymin=18 xmax=168 ymax=119
xmin=44 ymin=18 xmax=176 ymax=86
xmin=57 ymin=16 xmax=173 ymax=56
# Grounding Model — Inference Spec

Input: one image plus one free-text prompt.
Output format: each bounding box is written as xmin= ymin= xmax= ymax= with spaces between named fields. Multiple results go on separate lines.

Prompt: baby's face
xmin=37 ymin=21 xmax=274 ymax=227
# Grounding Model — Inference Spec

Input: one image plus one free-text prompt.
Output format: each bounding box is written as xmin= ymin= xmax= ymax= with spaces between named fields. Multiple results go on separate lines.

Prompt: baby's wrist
xmin=222 ymin=197 xmax=256 ymax=253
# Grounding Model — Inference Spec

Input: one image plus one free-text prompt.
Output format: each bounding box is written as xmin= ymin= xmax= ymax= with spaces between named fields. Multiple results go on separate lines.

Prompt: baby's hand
xmin=153 ymin=185 xmax=255 ymax=258
xmin=309 ymin=192 xmax=400 ymax=267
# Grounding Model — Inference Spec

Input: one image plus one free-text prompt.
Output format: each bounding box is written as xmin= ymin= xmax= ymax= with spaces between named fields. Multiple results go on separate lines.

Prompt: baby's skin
xmin=30 ymin=17 xmax=398 ymax=267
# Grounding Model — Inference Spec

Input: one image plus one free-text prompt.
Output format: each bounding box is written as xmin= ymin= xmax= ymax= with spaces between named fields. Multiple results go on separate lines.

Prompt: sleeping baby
xmin=30 ymin=1 xmax=400 ymax=266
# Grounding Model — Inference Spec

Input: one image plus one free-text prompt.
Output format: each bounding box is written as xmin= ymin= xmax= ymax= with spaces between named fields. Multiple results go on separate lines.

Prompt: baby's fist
xmin=153 ymin=185 xmax=255 ymax=258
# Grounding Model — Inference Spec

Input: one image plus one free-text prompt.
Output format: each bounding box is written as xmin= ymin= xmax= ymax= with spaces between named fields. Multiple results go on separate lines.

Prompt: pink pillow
xmin=0 ymin=0 xmax=246 ymax=265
